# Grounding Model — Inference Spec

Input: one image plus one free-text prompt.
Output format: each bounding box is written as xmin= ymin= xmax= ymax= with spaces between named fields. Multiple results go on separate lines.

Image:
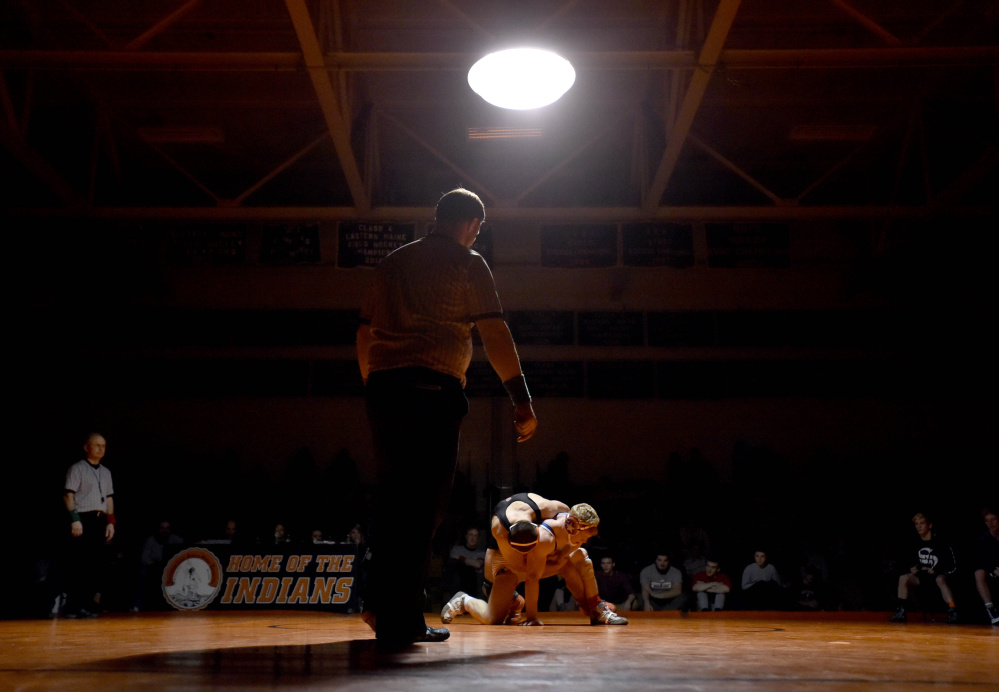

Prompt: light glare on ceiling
xmin=468 ymin=48 xmax=575 ymax=110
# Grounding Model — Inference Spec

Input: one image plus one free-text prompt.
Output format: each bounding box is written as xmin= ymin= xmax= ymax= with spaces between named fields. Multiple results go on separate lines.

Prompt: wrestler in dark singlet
xmin=488 ymin=493 xmax=542 ymax=550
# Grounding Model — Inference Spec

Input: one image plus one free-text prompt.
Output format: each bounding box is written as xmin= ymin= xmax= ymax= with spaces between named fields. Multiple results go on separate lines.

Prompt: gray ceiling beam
xmin=2 ymin=46 xmax=997 ymax=71
xmin=7 ymin=204 xmax=992 ymax=223
xmin=0 ymin=120 xmax=87 ymax=208
xmin=826 ymin=0 xmax=902 ymax=46
xmin=123 ymin=0 xmax=204 ymax=51
xmin=643 ymin=0 xmax=742 ymax=213
xmin=284 ymin=0 xmax=370 ymax=212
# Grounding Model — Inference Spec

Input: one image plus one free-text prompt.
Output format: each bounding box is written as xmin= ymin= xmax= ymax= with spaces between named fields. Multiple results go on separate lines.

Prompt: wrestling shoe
xmin=591 ymin=601 xmax=628 ymax=625
xmin=945 ymin=607 xmax=959 ymax=624
xmin=440 ymin=591 xmax=468 ymax=624
xmin=986 ymin=603 xmax=999 ymax=625
xmin=889 ymin=607 xmax=907 ymax=623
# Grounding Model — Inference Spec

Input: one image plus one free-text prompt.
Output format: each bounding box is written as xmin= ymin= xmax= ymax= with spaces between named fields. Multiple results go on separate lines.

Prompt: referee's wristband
xmin=69 ymin=510 xmax=80 ymax=523
xmin=502 ymin=374 xmax=532 ymax=406
xmin=106 ymin=514 xmax=116 ymax=526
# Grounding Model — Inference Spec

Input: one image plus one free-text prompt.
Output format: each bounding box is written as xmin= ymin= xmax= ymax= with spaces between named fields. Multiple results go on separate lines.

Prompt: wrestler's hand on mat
xmin=515 ymin=402 xmax=537 ymax=442
xmin=506 ymin=612 xmax=527 ymax=625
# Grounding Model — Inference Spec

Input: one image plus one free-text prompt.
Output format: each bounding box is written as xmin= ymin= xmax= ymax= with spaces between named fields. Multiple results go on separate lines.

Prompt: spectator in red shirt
xmin=692 ymin=558 xmax=732 ymax=611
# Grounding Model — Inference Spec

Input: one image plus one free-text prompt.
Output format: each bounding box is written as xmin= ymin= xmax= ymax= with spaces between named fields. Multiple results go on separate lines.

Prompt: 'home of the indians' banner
xmin=160 ymin=544 xmax=360 ymax=612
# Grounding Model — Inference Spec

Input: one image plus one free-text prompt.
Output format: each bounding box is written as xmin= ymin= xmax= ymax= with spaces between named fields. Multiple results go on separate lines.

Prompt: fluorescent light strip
xmin=468 ymin=127 xmax=543 ymax=140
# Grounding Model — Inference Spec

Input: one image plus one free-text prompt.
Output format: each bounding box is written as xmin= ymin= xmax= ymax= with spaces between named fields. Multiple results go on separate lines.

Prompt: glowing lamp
xmin=468 ymin=48 xmax=576 ymax=110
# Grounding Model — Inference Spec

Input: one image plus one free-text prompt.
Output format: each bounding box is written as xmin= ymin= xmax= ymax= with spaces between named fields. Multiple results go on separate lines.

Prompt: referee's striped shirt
xmin=360 ymin=233 xmax=503 ymax=387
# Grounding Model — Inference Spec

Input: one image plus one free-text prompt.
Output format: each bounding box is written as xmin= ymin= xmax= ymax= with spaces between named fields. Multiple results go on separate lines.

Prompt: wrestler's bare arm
xmin=521 ymin=553 xmax=547 ymax=625
xmin=493 ymin=496 xmax=568 ymax=543
xmin=529 ymin=495 xmax=570 ymax=519
xmin=504 ymin=532 xmax=559 ymax=625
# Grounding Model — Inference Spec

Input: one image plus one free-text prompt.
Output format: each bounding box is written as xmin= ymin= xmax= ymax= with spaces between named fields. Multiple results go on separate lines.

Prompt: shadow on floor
xmin=62 ymin=640 xmax=540 ymax=687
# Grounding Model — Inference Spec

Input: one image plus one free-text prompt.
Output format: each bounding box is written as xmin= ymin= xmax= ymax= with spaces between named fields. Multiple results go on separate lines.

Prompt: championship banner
xmin=507 ymin=310 xmax=575 ymax=345
xmin=261 ymin=222 xmax=321 ymax=264
xmin=337 ymin=222 xmax=415 ymax=268
xmin=540 ymin=224 xmax=617 ymax=268
xmin=577 ymin=311 xmax=644 ymax=346
xmin=166 ymin=223 xmax=247 ymax=265
xmin=160 ymin=544 xmax=360 ymax=612
xmin=705 ymin=223 xmax=791 ymax=268
xmin=622 ymin=222 xmax=694 ymax=268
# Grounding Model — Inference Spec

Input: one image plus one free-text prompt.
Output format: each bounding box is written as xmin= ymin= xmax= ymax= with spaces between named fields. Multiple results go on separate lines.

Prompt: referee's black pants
xmin=66 ymin=511 xmax=109 ymax=613
xmin=364 ymin=367 xmax=468 ymax=646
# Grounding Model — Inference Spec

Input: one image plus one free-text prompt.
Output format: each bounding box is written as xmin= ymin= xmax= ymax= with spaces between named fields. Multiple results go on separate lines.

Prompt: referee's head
xmin=434 ymin=188 xmax=485 ymax=248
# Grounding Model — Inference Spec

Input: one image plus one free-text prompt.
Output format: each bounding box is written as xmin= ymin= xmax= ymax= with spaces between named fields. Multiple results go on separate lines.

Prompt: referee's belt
xmin=78 ymin=510 xmax=107 ymax=518
xmin=368 ymin=367 xmax=461 ymax=390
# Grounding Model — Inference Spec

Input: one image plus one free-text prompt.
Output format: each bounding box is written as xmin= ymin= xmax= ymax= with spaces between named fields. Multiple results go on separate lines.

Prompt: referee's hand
xmin=515 ymin=402 xmax=537 ymax=442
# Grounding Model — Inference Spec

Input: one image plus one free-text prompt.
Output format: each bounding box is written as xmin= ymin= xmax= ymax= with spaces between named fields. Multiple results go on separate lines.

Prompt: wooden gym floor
xmin=1 ymin=611 xmax=996 ymax=691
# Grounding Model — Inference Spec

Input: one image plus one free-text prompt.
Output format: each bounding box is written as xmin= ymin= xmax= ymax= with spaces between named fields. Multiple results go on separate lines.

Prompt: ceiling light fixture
xmin=468 ymin=126 xmax=543 ymax=140
xmin=468 ymin=48 xmax=575 ymax=110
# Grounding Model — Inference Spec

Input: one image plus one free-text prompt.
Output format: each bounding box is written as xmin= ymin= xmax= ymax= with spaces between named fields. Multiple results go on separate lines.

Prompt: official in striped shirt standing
xmin=357 ymin=187 xmax=537 ymax=650
xmin=63 ymin=432 xmax=116 ymax=618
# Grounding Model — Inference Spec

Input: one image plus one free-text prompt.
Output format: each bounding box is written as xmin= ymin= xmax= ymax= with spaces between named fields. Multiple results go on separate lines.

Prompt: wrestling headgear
xmin=566 ymin=503 xmax=599 ymax=536
xmin=508 ymin=520 xmax=539 ymax=552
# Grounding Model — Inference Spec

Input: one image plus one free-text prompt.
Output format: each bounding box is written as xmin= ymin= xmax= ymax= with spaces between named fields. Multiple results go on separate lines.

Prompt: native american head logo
xmin=162 ymin=547 xmax=223 ymax=611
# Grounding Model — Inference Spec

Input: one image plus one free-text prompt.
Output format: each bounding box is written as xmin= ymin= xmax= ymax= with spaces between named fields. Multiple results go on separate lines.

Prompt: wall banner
xmin=622 ymin=222 xmax=694 ymax=268
xmin=161 ymin=544 xmax=360 ymax=612
xmin=540 ymin=224 xmax=617 ymax=268
xmin=337 ymin=222 xmax=416 ymax=268
xmin=261 ymin=223 xmax=321 ymax=264
xmin=705 ymin=223 xmax=790 ymax=268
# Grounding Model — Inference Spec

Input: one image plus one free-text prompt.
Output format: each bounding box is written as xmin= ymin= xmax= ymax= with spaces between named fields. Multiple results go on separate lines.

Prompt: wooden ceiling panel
xmin=0 ymin=0 xmax=995 ymax=220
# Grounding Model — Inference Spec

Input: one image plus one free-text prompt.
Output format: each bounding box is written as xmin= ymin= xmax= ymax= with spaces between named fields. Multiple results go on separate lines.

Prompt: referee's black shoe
xmin=376 ymin=625 xmax=450 ymax=652
xmin=413 ymin=625 xmax=450 ymax=643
